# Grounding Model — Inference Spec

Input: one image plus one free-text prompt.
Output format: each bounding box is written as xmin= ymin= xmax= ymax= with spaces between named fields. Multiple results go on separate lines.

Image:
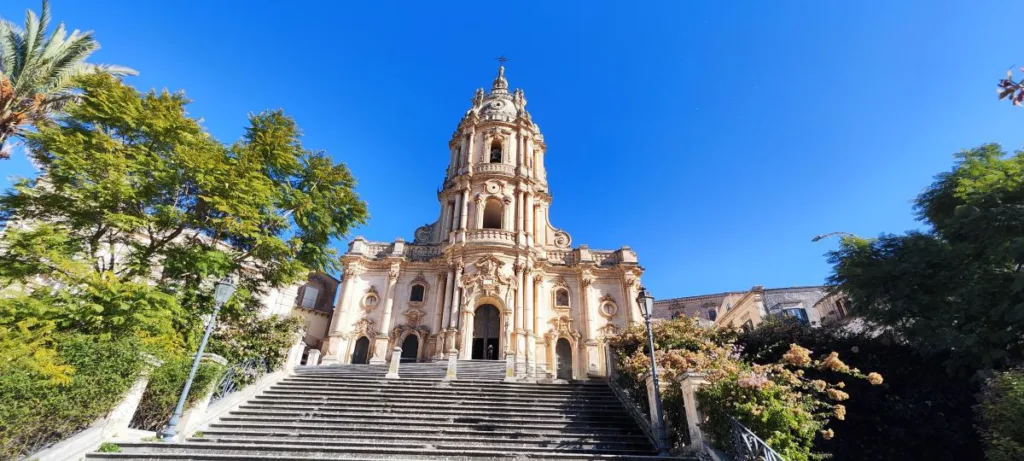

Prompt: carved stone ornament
xmin=403 ymin=308 xmax=426 ymax=327
xmin=362 ymin=287 xmax=380 ymax=310
xmin=413 ymin=223 xmax=433 ymax=244
xmin=597 ymin=323 xmax=620 ymax=341
xmin=553 ymin=230 xmax=571 ymax=249
xmin=485 ymin=182 xmax=501 ymax=194
xmin=391 ymin=324 xmax=430 ymax=342
xmin=599 ymin=293 xmax=618 ymax=318
xmin=546 ymin=315 xmax=581 ymax=342
xmin=348 ymin=318 xmax=375 ymax=339
xmin=460 ymin=255 xmax=515 ymax=302
xmin=388 ymin=268 xmax=400 ymax=283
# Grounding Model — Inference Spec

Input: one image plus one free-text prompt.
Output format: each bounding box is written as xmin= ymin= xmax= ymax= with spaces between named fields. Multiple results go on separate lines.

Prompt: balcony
xmin=465 ymin=229 xmax=516 ymax=245
xmin=474 ymin=162 xmax=515 ymax=177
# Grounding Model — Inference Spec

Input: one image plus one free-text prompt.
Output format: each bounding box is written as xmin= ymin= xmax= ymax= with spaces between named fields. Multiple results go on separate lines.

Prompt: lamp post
xmin=811 ymin=231 xmax=857 ymax=242
xmin=160 ymin=275 xmax=236 ymax=442
xmin=636 ymin=286 xmax=668 ymax=456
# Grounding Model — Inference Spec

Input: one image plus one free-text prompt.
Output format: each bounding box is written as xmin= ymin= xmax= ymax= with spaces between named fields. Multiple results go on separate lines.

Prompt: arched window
xmin=490 ymin=139 xmax=502 ymax=163
xmin=555 ymin=288 xmax=570 ymax=308
xmin=299 ymin=284 xmax=320 ymax=309
xmin=410 ymin=284 xmax=425 ymax=302
xmin=707 ymin=309 xmax=717 ymax=322
xmin=482 ymin=198 xmax=502 ymax=229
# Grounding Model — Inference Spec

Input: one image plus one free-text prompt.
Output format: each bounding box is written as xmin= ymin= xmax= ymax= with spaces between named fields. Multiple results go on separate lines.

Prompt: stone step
xmin=224 ymin=408 xmax=635 ymax=424
xmin=216 ymin=415 xmax=640 ymax=430
xmin=258 ymin=389 xmax=619 ymax=404
xmin=86 ymin=442 xmax=668 ymax=459
xmin=198 ymin=427 xmax=651 ymax=444
xmin=236 ymin=402 xmax=632 ymax=418
xmin=187 ymin=436 xmax=654 ymax=452
xmin=86 ymin=451 xmax=689 ymax=461
xmin=206 ymin=421 xmax=644 ymax=438
xmin=276 ymin=379 xmax=614 ymax=394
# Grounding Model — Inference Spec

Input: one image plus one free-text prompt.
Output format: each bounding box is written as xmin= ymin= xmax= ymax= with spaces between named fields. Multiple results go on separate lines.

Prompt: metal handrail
xmin=210 ymin=358 xmax=271 ymax=403
xmin=606 ymin=359 xmax=659 ymax=449
xmin=729 ymin=416 xmax=787 ymax=461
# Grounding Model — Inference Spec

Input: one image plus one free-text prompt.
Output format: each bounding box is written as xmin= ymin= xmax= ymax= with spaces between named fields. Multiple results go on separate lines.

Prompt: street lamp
xmin=811 ymin=231 xmax=857 ymax=242
xmin=160 ymin=275 xmax=236 ymax=442
xmin=636 ymin=286 xmax=669 ymax=456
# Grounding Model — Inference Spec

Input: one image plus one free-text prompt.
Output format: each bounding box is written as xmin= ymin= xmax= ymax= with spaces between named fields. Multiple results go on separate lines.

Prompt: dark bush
xmin=130 ymin=356 xmax=224 ymax=432
xmin=737 ymin=321 xmax=982 ymax=461
xmin=977 ymin=368 xmax=1024 ymax=461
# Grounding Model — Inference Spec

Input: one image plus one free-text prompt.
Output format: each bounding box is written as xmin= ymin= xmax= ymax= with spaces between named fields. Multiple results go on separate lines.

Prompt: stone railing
xmin=404 ymin=244 xmax=441 ymax=261
xmin=545 ymin=249 xmax=574 ymax=265
xmin=592 ymin=250 xmax=620 ymax=266
xmin=474 ymin=162 xmax=515 ymax=176
xmin=465 ymin=229 xmax=516 ymax=245
xmin=365 ymin=243 xmax=392 ymax=258
xmin=607 ymin=358 xmax=659 ymax=451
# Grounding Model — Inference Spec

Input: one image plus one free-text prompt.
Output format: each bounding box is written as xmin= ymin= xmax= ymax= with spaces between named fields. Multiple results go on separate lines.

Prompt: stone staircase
xmin=88 ymin=360 xmax=692 ymax=460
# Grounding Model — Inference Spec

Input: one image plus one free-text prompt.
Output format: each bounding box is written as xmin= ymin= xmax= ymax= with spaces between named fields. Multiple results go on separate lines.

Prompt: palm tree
xmin=0 ymin=0 xmax=135 ymax=159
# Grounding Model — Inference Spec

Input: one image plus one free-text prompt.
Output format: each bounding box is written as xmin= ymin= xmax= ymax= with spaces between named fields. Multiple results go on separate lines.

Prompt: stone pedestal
xmin=385 ymin=347 xmax=402 ymax=379
xmin=305 ymin=349 xmax=321 ymax=366
xmin=101 ymin=354 xmax=163 ymax=438
xmin=175 ymin=353 xmax=228 ymax=441
xmin=644 ymin=372 xmax=670 ymax=447
xmin=677 ymin=371 xmax=710 ymax=449
xmin=504 ymin=351 xmax=517 ymax=382
xmin=369 ymin=335 xmax=390 ymax=364
xmin=441 ymin=349 xmax=459 ymax=385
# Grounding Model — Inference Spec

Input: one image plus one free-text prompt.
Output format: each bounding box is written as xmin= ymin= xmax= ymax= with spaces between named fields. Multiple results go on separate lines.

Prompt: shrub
xmin=738 ymin=320 xmax=982 ymax=461
xmin=97 ymin=442 xmax=122 ymax=453
xmin=0 ymin=333 xmax=143 ymax=459
xmin=130 ymin=356 xmax=225 ymax=432
xmin=978 ymin=368 xmax=1024 ymax=461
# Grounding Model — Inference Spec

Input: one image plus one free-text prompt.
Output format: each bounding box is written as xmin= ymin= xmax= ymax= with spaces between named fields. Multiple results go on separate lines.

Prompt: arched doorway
xmin=555 ymin=338 xmax=573 ymax=380
xmin=400 ymin=335 xmax=419 ymax=363
xmin=351 ymin=336 xmax=370 ymax=364
xmin=472 ymin=304 xmax=500 ymax=360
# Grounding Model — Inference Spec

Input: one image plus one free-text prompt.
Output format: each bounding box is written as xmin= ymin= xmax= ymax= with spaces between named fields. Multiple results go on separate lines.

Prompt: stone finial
xmin=492 ymin=64 xmax=509 ymax=94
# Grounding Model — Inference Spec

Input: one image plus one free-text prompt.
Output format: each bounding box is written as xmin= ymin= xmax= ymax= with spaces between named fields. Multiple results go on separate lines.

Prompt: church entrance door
xmin=351 ymin=336 xmax=370 ymax=364
xmin=400 ymin=335 xmax=419 ymax=363
xmin=555 ymin=338 xmax=573 ymax=380
xmin=472 ymin=304 xmax=500 ymax=360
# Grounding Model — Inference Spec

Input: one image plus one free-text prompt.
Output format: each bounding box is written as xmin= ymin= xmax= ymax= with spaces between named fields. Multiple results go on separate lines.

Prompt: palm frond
xmin=34 ymin=0 xmax=51 ymax=58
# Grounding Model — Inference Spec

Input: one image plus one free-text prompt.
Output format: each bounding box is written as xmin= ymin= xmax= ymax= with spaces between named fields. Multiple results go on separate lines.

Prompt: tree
xmin=828 ymin=143 xmax=1024 ymax=373
xmin=0 ymin=73 xmax=368 ymax=350
xmin=0 ymin=0 xmax=136 ymax=159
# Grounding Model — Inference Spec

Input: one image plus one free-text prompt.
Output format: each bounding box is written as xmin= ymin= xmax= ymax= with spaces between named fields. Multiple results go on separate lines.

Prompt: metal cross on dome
xmin=495 ymin=55 xmax=509 ymax=65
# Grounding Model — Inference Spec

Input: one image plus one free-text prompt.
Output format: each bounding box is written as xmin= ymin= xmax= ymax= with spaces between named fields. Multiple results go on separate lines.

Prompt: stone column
xmin=459 ymin=188 xmax=469 ymax=235
xmin=677 ymin=372 xmax=710 ymax=450
xmin=460 ymin=307 xmax=475 ymax=360
xmin=645 ymin=372 xmax=670 ymax=452
xmin=525 ymin=271 xmax=537 ymax=379
xmin=524 ymin=192 xmax=534 ymax=246
xmin=448 ymin=263 xmax=464 ymax=355
xmin=581 ymin=273 xmax=600 ymax=378
xmin=305 ymin=349 xmax=321 ymax=366
xmin=175 ymin=353 xmax=228 ymax=442
xmin=102 ymin=354 xmax=163 ymax=438
xmin=516 ymin=189 xmax=525 ymax=245
xmin=514 ymin=263 xmax=526 ymax=377
xmin=322 ymin=265 xmax=359 ymax=364
xmin=370 ymin=267 xmax=400 ymax=364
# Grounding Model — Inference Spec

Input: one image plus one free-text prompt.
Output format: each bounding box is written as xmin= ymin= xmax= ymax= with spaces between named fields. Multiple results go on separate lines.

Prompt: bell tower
xmin=419 ymin=61 xmax=570 ymax=251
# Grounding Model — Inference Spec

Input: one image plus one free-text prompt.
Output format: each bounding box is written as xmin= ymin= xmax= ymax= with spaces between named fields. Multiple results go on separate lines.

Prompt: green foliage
xmin=96 ymin=442 xmax=121 ymax=453
xmin=978 ymin=368 xmax=1024 ymax=461
xmin=739 ymin=320 xmax=981 ymax=461
xmin=209 ymin=313 xmax=303 ymax=375
xmin=130 ymin=357 xmax=223 ymax=432
xmin=828 ymin=144 xmax=1024 ymax=373
xmin=0 ymin=333 xmax=143 ymax=459
xmin=0 ymin=0 xmax=136 ymax=159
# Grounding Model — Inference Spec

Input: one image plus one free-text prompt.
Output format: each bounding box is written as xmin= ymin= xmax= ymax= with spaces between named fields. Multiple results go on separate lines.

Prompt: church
xmin=317 ymin=63 xmax=644 ymax=381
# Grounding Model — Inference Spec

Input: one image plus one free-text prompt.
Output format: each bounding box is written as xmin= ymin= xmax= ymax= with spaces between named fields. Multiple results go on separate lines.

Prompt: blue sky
xmin=2 ymin=1 xmax=1024 ymax=299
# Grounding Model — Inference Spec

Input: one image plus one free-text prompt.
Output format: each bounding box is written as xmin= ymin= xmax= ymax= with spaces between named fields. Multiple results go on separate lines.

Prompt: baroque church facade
xmin=318 ymin=65 xmax=644 ymax=380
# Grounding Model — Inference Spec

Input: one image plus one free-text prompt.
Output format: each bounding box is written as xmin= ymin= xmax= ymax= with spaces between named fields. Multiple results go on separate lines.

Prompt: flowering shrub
xmin=609 ymin=317 xmax=882 ymax=460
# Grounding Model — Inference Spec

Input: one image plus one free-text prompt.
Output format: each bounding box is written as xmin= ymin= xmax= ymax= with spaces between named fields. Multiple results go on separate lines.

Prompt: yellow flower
xmin=812 ymin=380 xmax=827 ymax=392
xmin=782 ymin=344 xmax=812 ymax=367
xmin=834 ymin=404 xmax=846 ymax=421
xmin=867 ymin=372 xmax=884 ymax=386
xmin=827 ymin=388 xmax=850 ymax=402
xmin=836 ymin=381 xmax=846 ymax=389
xmin=820 ymin=352 xmax=851 ymax=373
xmin=821 ymin=429 xmax=835 ymax=440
